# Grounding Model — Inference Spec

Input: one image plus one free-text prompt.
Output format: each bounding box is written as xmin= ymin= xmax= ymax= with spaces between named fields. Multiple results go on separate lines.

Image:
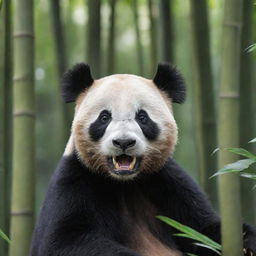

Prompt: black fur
xmin=62 ymin=63 xmax=94 ymax=103
xmin=29 ymin=153 xmax=256 ymax=255
xmin=135 ymin=109 xmax=159 ymax=140
xmin=153 ymin=63 xmax=186 ymax=104
xmin=89 ymin=110 xmax=112 ymax=141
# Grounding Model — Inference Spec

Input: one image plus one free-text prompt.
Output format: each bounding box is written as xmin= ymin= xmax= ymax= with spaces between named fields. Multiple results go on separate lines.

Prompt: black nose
xmin=112 ymin=139 xmax=136 ymax=151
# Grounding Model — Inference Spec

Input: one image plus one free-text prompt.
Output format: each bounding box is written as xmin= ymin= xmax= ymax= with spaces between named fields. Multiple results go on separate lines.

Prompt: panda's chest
xmin=120 ymin=196 xmax=182 ymax=256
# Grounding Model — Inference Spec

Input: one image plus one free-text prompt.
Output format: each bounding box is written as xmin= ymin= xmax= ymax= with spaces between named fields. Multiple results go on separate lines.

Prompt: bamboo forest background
xmin=0 ymin=0 xmax=256 ymax=255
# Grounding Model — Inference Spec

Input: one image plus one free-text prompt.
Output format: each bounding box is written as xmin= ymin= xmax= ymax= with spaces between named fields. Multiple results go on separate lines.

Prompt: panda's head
xmin=62 ymin=63 xmax=186 ymax=180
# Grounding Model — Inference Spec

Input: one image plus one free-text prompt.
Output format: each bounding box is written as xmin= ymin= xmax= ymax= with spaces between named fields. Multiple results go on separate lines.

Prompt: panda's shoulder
xmin=159 ymin=158 xmax=200 ymax=189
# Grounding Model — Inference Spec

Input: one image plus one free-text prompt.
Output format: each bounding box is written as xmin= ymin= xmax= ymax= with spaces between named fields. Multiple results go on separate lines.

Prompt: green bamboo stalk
xmin=0 ymin=7 xmax=5 ymax=256
xmin=10 ymin=0 xmax=35 ymax=254
xmin=0 ymin=0 xmax=13 ymax=255
xmin=49 ymin=0 xmax=67 ymax=81
xmin=3 ymin=0 xmax=13 ymax=250
xmin=132 ymin=0 xmax=144 ymax=76
xmin=159 ymin=0 xmax=173 ymax=62
xmin=253 ymin=5 xmax=256 ymax=226
xmin=189 ymin=0 xmax=217 ymax=204
xmin=107 ymin=0 xmax=117 ymax=75
xmin=87 ymin=0 xmax=101 ymax=78
xmin=49 ymin=0 xmax=72 ymax=149
xmin=147 ymin=0 xmax=157 ymax=73
xmin=239 ymin=0 xmax=255 ymax=224
xmin=218 ymin=0 xmax=244 ymax=255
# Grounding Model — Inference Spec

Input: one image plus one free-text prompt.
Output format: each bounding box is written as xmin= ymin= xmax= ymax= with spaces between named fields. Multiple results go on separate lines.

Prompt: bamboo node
xmin=220 ymin=93 xmax=240 ymax=99
xmin=13 ymin=32 xmax=34 ymax=38
xmin=11 ymin=210 xmax=33 ymax=216
xmin=223 ymin=21 xmax=243 ymax=29
xmin=13 ymin=74 xmax=33 ymax=82
xmin=14 ymin=111 xmax=35 ymax=118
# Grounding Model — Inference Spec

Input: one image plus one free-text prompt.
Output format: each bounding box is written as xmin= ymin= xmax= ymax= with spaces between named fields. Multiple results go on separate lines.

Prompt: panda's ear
xmin=61 ymin=63 xmax=94 ymax=103
xmin=153 ymin=63 xmax=186 ymax=104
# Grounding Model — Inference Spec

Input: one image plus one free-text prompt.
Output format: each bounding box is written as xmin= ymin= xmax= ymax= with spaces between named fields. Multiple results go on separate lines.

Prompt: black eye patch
xmin=135 ymin=110 xmax=159 ymax=140
xmin=89 ymin=110 xmax=112 ymax=141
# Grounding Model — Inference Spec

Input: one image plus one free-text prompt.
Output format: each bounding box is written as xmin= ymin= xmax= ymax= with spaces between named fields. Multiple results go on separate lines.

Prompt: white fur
xmin=72 ymin=75 xmax=176 ymax=157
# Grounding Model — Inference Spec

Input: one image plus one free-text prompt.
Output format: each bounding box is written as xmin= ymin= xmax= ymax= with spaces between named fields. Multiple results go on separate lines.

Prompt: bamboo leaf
xmin=249 ymin=138 xmax=256 ymax=143
xmin=193 ymin=243 xmax=221 ymax=255
xmin=156 ymin=216 xmax=221 ymax=250
xmin=245 ymin=44 xmax=256 ymax=53
xmin=211 ymin=159 xmax=255 ymax=177
xmin=175 ymin=232 xmax=223 ymax=253
xmin=211 ymin=148 xmax=220 ymax=156
xmin=226 ymin=148 xmax=256 ymax=160
xmin=240 ymin=173 xmax=256 ymax=179
xmin=0 ymin=229 xmax=11 ymax=244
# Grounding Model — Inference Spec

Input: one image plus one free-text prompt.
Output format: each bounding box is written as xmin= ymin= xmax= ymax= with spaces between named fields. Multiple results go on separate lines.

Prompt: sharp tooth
xmin=129 ymin=157 xmax=136 ymax=170
xmin=112 ymin=157 xmax=119 ymax=169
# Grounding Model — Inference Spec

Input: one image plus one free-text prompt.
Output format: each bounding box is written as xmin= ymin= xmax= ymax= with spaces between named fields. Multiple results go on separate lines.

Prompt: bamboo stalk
xmin=10 ymin=0 xmax=35 ymax=254
xmin=49 ymin=0 xmax=72 ymax=149
xmin=253 ymin=5 xmax=256 ymax=226
xmin=189 ymin=0 xmax=217 ymax=204
xmin=239 ymin=0 xmax=255 ymax=224
xmin=159 ymin=0 xmax=173 ymax=62
xmin=147 ymin=0 xmax=157 ymax=73
xmin=87 ymin=0 xmax=101 ymax=78
xmin=107 ymin=0 xmax=117 ymax=75
xmin=0 ymin=7 xmax=6 ymax=256
xmin=0 ymin=0 xmax=12 ymax=254
xmin=132 ymin=0 xmax=144 ymax=75
xmin=218 ymin=0 xmax=244 ymax=255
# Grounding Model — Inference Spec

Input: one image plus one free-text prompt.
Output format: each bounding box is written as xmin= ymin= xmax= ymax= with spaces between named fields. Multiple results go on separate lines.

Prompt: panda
xmin=30 ymin=63 xmax=256 ymax=256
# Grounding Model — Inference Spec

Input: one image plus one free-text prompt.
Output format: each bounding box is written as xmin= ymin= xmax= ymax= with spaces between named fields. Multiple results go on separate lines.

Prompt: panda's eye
xmin=99 ymin=111 xmax=111 ymax=124
xmin=137 ymin=110 xmax=148 ymax=124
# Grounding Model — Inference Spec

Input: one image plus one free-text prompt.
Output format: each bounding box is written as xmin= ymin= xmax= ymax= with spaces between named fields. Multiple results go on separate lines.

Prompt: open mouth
xmin=108 ymin=155 xmax=140 ymax=176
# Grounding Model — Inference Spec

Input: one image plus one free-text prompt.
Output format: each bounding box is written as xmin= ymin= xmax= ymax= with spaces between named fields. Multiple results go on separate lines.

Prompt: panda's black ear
xmin=153 ymin=63 xmax=186 ymax=104
xmin=61 ymin=63 xmax=94 ymax=103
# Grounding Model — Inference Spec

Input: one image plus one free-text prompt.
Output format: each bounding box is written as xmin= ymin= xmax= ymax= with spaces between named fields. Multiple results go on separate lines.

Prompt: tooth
xmin=129 ymin=157 xmax=136 ymax=170
xmin=112 ymin=157 xmax=120 ymax=169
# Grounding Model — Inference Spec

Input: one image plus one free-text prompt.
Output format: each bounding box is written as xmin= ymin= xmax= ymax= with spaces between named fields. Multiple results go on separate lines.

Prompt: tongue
xmin=116 ymin=155 xmax=132 ymax=169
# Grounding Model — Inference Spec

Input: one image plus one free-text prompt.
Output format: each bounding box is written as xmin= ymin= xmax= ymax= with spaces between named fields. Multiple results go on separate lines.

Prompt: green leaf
xmin=211 ymin=148 xmax=220 ymax=156
xmin=211 ymin=159 xmax=255 ymax=177
xmin=246 ymin=44 xmax=256 ymax=53
xmin=186 ymin=254 xmax=198 ymax=256
xmin=226 ymin=148 xmax=256 ymax=160
xmin=249 ymin=138 xmax=256 ymax=143
xmin=193 ymin=243 xmax=221 ymax=255
xmin=156 ymin=216 xmax=221 ymax=250
xmin=0 ymin=229 xmax=11 ymax=244
xmin=240 ymin=172 xmax=256 ymax=179
xmin=174 ymin=233 xmax=198 ymax=239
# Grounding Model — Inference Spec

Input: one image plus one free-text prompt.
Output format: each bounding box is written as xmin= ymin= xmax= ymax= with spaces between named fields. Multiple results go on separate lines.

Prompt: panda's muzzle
xmin=108 ymin=155 xmax=140 ymax=176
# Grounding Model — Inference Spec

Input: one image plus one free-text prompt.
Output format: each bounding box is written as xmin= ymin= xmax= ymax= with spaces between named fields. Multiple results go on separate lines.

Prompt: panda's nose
xmin=112 ymin=139 xmax=136 ymax=151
